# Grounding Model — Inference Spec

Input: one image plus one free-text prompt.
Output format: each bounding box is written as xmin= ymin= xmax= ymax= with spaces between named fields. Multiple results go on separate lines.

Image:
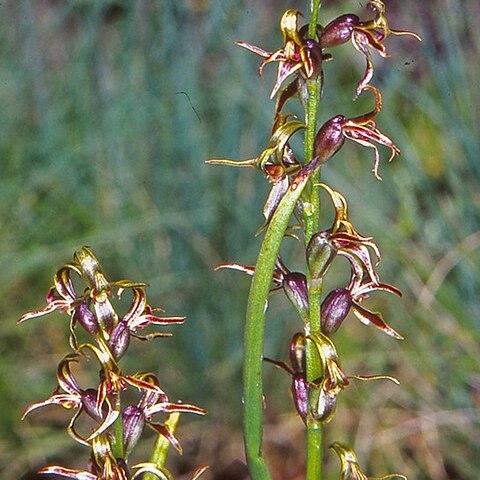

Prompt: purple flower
xmin=314 ymin=86 xmax=400 ymax=179
xmin=237 ymin=10 xmax=323 ymax=98
xmin=321 ymin=0 xmax=421 ymax=96
xmin=121 ymin=373 xmax=206 ymax=456
xmin=264 ymin=333 xmax=309 ymax=422
xmin=22 ymin=355 xmax=118 ymax=445
xmin=215 ymin=256 xmax=309 ymax=323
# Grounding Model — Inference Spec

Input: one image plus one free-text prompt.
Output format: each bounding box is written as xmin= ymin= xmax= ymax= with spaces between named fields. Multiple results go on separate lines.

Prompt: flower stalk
xmin=243 ymin=159 xmax=320 ymax=480
xmin=304 ymin=2 xmax=325 ymax=479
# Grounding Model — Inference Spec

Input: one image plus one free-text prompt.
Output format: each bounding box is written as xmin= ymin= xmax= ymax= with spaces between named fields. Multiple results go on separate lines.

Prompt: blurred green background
xmin=1 ymin=0 xmax=479 ymax=479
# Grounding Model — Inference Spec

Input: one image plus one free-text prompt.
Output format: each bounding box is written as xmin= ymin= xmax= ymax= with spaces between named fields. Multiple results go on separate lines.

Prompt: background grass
xmin=0 ymin=0 xmax=479 ymax=479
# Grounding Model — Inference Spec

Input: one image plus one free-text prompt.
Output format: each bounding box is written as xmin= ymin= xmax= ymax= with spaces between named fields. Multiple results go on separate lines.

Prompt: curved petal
xmin=191 ymin=466 xmax=210 ymax=480
xmin=146 ymin=402 xmax=207 ymax=417
xmin=318 ymin=183 xmax=349 ymax=231
xmin=131 ymin=332 xmax=173 ymax=341
xmin=271 ymin=61 xmax=303 ymax=98
xmin=235 ymin=40 xmax=270 ymax=59
xmin=17 ymin=299 xmax=71 ymax=324
xmin=54 ymin=265 xmax=80 ymax=302
xmin=121 ymin=287 xmax=147 ymax=326
xmin=343 ymin=121 xmax=400 ymax=179
xmin=148 ymin=421 xmax=183 ymax=454
xmin=38 ymin=466 xmax=96 ymax=480
xmin=57 ymin=354 xmax=82 ymax=395
xmin=338 ymin=248 xmax=379 ymax=284
xmin=354 ymin=281 xmax=401 ymax=298
xmin=352 ymin=301 xmax=403 ymax=339
xmin=67 ymin=408 xmax=90 ymax=447
xmin=205 ymin=157 xmax=258 ymax=168
xmin=22 ymin=394 xmax=79 ymax=419
xmin=350 ymin=374 xmax=399 ymax=385
xmin=85 ymin=397 xmax=120 ymax=442
xmin=114 ymin=279 xmax=149 ymax=290
xmin=131 ymin=463 xmax=174 ymax=480
xmin=214 ymin=263 xmax=255 ymax=275
xmin=129 ymin=313 xmax=185 ymax=332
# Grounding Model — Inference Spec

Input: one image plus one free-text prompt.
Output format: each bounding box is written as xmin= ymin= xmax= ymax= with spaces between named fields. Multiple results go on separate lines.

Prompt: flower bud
xmin=289 ymin=332 xmax=306 ymax=373
xmin=283 ymin=272 xmax=309 ymax=322
xmin=302 ymin=39 xmax=323 ymax=79
xmin=122 ymin=405 xmax=146 ymax=457
xmin=306 ymin=231 xmax=337 ymax=287
xmin=310 ymin=381 xmax=337 ymax=424
xmin=321 ymin=14 xmax=359 ymax=48
xmin=288 ymin=333 xmax=309 ymax=423
xmin=293 ymin=374 xmax=309 ymax=423
xmin=74 ymin=246 xmax=109 ymax=293
xmin=73 ymin=300 xmax=99 ymax=336
xmin=81 ymin=388 xmax=103 ymax=421
xmin=314 ymin=115 xmax=346 ymax=163
xmin=92 ymin=294 xmax=116 ymax=334
xmin=109 ymin=321 xmax=131 ymax=360
xmin=321 ymin=288 xmax=352 ymax=335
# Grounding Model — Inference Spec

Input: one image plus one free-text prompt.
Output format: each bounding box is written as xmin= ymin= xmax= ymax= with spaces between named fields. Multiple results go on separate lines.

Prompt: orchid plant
xmin=19 ymin=2 xmax=420 ymax=479
xmin=19 ymin=247 xmax=208 ymax=480
xmin=210 ymin=1 xmax=420 ymax=479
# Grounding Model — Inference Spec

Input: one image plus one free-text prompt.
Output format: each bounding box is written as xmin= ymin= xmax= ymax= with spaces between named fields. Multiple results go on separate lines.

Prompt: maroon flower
xmin=307 ymin=184 xmax=382 ymax=290
xmin=321 ymin=274 xmax=403 ymax=339
xmin=122 ymin=373 xmax=206 ymax=456
xmin=267 ymin=332 xmax=398 ymax=425
xmin=238 ymin=9 xmax=323 ymax=98
xmin=208 ymin=116 xmax=305 ymax=231
xmin=108 ymin=286 xmax=185 ymax=360
xmin=264 ymin=333 xmax=309 ymax=422
xmin=314 ymin=85 xmax=400 ymax=179
xmin=321 ymin=0 xmax=421 ymax=96
xmin=75 ymin=339 xmax=169 ymax=414
xmin=22 ymin=355 xmax=118 ymax=445
xmin=18 ymin=247 xmax=184 ymax=358
xmin=215 ymin=256 xmax=309 ymax=323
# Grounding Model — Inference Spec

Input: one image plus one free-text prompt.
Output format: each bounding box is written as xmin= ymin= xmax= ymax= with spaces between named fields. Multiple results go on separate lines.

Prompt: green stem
xmin=244 ymin=161 xmax=319 ymax=480
xmin=112 ymin=395 xmax=124 ymax=459
xmin=304 ymin=2 xmax=324 ymax=480
xmin=308 ymin=0 xmax=322 ymax=39
xmin=303 ymin=78 xmax=321 ymax=243
xmin=144 ymin=413 xmax=180 ymax=480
